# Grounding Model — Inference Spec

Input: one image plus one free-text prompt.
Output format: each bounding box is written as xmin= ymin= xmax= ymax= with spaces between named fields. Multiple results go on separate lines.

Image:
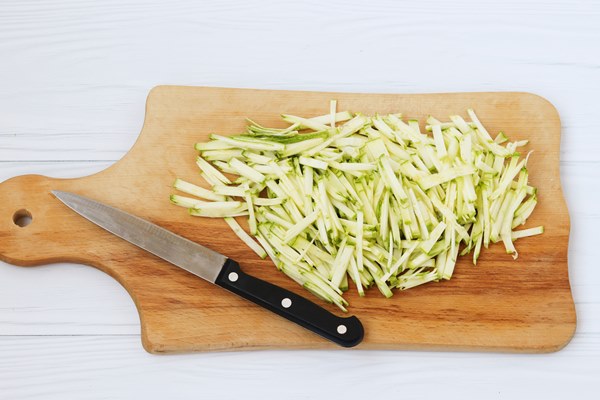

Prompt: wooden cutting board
xmin=0 ymin=86 xmax=575 ymax=353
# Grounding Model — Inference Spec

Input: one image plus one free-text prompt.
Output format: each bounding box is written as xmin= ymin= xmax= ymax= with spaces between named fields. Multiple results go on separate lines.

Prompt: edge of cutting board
xmin=0 ymin=86 xmax=576 ymax=353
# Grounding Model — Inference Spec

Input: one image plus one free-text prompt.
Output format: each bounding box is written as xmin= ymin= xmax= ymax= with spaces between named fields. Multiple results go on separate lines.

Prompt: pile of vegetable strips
xmin=171 ymin=102 xmax=543 ymax=311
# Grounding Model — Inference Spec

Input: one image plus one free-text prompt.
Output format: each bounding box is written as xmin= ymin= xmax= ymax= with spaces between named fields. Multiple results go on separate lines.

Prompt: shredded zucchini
xmin=171 ymin=101 xmax=543 ymax=310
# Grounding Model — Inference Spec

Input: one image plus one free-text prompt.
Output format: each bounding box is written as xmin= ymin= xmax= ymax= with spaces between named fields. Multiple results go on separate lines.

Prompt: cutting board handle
xmin=1 ymin=174 xmax=64 ymax=266
xmin=0 ymin=173 xmax=121 ymax=267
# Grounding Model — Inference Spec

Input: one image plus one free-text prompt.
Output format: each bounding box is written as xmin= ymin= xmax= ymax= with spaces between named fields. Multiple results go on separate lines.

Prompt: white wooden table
xmin=1 ymin=1 xmax=599 ymax=398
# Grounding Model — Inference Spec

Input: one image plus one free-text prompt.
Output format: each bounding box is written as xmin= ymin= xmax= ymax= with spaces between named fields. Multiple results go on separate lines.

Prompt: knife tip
xmin=50 ymin=190 xmax=67 ymax=199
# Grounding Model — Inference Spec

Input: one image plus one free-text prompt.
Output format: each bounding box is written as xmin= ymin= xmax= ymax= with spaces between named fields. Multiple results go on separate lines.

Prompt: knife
xmin=51 ymin=190 xmax=364 ymax=348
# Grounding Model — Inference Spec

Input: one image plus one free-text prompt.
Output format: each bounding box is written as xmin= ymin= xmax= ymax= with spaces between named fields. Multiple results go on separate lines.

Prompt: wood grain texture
xmin=0 ymin=86 xmax=575 ymax=353
xmin=1 ymin=335 xmax=598 ymax=400
xmin=1 ymin=0 xmax=599 ymax=166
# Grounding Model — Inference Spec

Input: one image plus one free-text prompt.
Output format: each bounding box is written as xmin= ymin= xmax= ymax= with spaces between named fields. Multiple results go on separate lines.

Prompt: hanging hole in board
xmin=13 ymin=209 xmax=33 ymax=228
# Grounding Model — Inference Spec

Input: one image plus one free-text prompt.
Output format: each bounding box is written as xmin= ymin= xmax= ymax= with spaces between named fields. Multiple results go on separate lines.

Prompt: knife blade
xmin=51 ymin=190 xmax=363 ymax=348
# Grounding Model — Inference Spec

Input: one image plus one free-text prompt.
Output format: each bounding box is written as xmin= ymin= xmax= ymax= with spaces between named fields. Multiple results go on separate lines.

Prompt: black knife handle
xmin=215 ymin=259 xmax=364 ymax=348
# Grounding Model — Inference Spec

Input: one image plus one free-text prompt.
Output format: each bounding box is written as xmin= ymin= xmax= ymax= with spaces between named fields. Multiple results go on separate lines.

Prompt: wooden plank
xmin=0 ymin=261 xmax=140 ymax=335
xmin=0 ymin=334 xmax=598 ymax=400
xmin=1 ymin=1 xmax=599 ymax=166
xmin=0 ymin=87 xmax=576 ymax=352
xmin=0 ymin=161 xmax=114 ymax=182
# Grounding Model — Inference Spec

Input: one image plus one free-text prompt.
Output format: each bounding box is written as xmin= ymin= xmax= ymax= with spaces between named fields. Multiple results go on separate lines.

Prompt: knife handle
xmin=215 ymin=259 xmax=364 ymax=348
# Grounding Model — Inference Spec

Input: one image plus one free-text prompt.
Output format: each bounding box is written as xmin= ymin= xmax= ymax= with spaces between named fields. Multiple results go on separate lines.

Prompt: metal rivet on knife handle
xmin=228 ymin=272 xmax=239 ymax=282
xmin=281 ymin=298 xmax=292 ymax=308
